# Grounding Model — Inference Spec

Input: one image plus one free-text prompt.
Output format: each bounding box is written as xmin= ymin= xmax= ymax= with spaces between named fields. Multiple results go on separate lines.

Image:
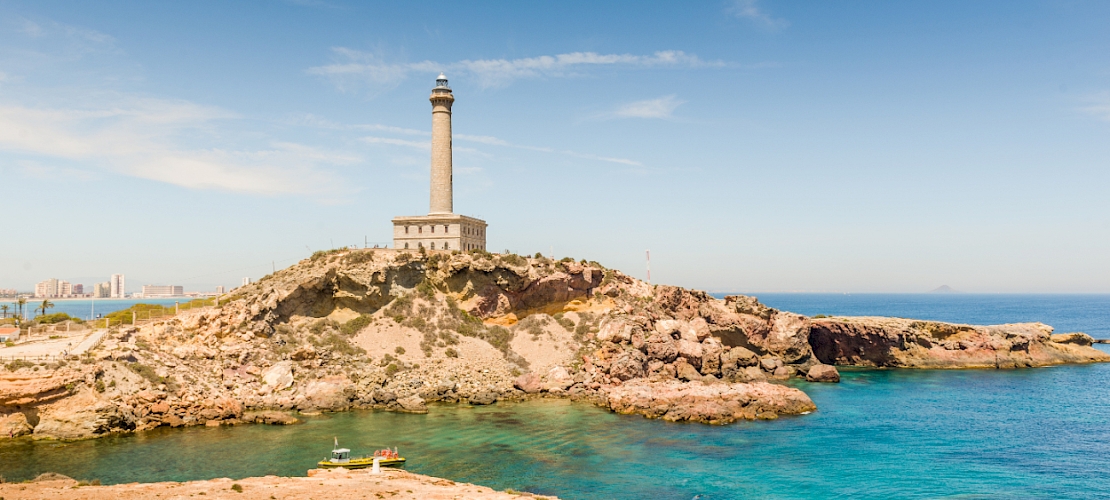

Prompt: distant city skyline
xmin=2 ymin=1 xmax=1109 ymax=293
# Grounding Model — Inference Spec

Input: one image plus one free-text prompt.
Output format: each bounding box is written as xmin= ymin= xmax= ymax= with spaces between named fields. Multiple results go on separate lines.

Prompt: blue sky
xmin=1 ymin=1 xmax=1108 ymax=293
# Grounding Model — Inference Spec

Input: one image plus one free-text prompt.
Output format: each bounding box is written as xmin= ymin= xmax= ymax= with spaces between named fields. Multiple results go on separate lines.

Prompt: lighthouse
xmin=392 ymin=74 xmax=488 ymax=252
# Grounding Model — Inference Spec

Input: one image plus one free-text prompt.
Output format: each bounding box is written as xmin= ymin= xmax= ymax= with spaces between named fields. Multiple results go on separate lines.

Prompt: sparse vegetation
xmin=126 ymin=362 xmax=178 ymax=391
xmin=445 ymin=348 xmax=458 ymax=358
xmin=340 ymin=315 xmax=372 ymax=336
xmin=231 ymin=483 xmax=243 ymax=493
xmin=4 ymin=359 xmax=34 ymax=371
xmin=394 ymin=346 xmax=405 ymax=355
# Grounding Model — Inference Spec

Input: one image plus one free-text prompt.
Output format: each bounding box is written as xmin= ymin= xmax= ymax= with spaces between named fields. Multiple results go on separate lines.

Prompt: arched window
xmin=444 ymin=225 xmax=449 ymax=233
xmin=404 ymin=243 xmax=409 ymax=249
xmin=431 ymin=242 xmax=436 ymax=250
xmin=404 ymin=226 xmax=409 ymax=234
xmin=444 ymin=242 xmax=449 ymax=250
xmin=418 ymin=242 xmax=423 ymax=248
xmin=418 ymin=226 xmax=422 ymax=234
xmin=431 ymin=226 xmax=435 ymax=233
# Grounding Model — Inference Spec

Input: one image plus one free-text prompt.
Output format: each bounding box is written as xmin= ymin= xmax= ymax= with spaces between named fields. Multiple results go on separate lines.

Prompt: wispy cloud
xmin=360 ymin=135 xmax=429 ymax=150
xmin=726 ymin=0 xmax=789 ymax=29
xmin=308 ymin=49 xmax=724 ymax=90
xmin=608 ymin=95 xmax=686 ymax=119
xmin=1081 ymin=92 xmax=1110 ymax=122
xmin=0 ymin=98 xmax=355 ymax=196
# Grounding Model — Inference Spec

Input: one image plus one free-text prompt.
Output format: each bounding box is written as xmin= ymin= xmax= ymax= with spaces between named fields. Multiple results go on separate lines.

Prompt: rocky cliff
xmin=1 ymin=248 xmax=1105 ymax=440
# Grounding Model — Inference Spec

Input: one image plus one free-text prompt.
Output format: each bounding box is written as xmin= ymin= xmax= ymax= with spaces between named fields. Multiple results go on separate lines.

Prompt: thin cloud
xmin=609 ymin=95 xmax=686 ymax=119
xmin=1082 ymin=93 xmax=1110 ymax=122
xmin=308 ymin=49 xmax=724 ymax=90
xmin=360 ymin=136 xmax=429 ymax=149
xmin=0 ymin=98 xmax=353 ymax=196
xmin=726 ymin=0 xmax=789 ymax=29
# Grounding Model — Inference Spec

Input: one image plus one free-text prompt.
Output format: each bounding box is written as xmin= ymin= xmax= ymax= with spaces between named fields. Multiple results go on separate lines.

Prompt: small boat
xmin=317 ymin=439 xmax=406 ymax=469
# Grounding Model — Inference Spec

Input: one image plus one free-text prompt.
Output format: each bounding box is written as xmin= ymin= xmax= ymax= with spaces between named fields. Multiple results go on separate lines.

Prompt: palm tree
xmin=16 ymin=297 xmax=26 ymax=318
xmin=35 ymin=299 xmax=54 ymax=318
xmin=0 ymin=304 xmax=8 ymax=318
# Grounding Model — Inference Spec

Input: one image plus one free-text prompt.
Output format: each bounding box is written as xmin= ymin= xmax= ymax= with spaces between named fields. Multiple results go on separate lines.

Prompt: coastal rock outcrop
xmin=806 ymin=364 xmax=840 ymax=383
xmin=808 ymin=317 xmax=1110 ymax=368
xmin=603 ymin=380 xmax=816 ymax=424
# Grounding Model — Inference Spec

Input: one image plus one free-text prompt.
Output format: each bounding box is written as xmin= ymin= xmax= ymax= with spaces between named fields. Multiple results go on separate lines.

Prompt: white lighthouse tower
xmin=392 ymin=74 xmax=488 ymax=252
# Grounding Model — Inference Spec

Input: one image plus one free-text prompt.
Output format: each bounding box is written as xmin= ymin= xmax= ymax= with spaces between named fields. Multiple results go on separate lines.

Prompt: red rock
xmin=603 ymin=379 xmax=816 ymax=424
xmin=513 ymin=373 xmax=542 ymax=394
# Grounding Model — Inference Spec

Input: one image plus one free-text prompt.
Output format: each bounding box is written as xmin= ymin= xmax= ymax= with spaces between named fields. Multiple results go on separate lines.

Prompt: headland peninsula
xmin=2 ymin=248 xmax=1106 ymax=494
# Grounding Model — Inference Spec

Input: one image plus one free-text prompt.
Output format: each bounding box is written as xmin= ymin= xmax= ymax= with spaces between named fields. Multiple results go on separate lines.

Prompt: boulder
xmin=806 ymin=364 xmax=840 ymax=383
xmin=371 ymin=389 xmax=397 ymax=404
xmin=468 ymin=390 xmax=498 ymax=405
xmin=542 ymin=366 xmax=574 ymax=392
xmin=246 ymin=411 xmax=299 ymax=425
xmin=397 ymin=396 xmax=427 ymax=413
xmin=700 ymin=341 xmax=723 ymax=376
xmin=303 ymin=377 xmax=350 ymax=410
xmin=262 ymin=361 xmax=294 ymax=390
xmin=677 ymin=340 xmax=704 ymax=369
xmin=674 ymin=358 xmax=701 ymax=382
xmin=645 ymin=333 xmax=679 ymax=363
xmin=290 ymin=346 xmax=317 ymax=361
xmin=609 ymin=349 xmax=647 ymax=381
xmin=513 ymin=373 xmax=542 ymax=394
xmin=1 ymin=412 xmax=33 ymax=438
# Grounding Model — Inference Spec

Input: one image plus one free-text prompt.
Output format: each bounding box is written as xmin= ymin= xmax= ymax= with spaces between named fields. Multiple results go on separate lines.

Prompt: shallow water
xmin=2 ymin=294 xmax=1108 ymax=499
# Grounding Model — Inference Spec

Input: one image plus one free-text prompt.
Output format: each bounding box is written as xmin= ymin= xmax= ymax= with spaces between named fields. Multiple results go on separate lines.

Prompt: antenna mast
xmin=645 ymin=250 xmax=651 ymax=285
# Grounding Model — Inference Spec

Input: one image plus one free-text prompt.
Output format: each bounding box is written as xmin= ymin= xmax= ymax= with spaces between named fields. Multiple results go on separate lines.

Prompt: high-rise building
xmin=216 ymin=286 xmax=226 ymax=294
xmin=73 ymin=284 xmax=83 ymax=295
xmin=242 ymin=277 xmax=251 ymax=286
xmin=93 ymin=282 xmax=111 ymax=298
xmin=34 ymin=278 xmax=58 ymax=298
xmin=58 ymin=281 xmax=72 ymax=296
xmin=110 ymin=274 xmax=126 ymax=298
xmin=141 ymin=285 xmax=184 ymax=297
xmin=392 ymin=74 xmax=488 ymax=252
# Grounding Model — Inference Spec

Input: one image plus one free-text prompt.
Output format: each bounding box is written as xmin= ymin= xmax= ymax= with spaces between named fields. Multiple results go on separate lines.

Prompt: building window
xmin=418 ymin=226 xmax=422 ymax=234
xmin=431 ymin=242 xmax=436 ymax=250
xmin=444 ymin=225 xmax=449 ymax=233
xmin=431 ymin=226 xmax=435 ymax=233
xmin=404 ymin=243 xmax=409 ymax=249
xmin=418 ymin=242 xmax=423 ymax=248
xmin=444 ymin=242 xmax=449 ymax=250
xmin=405 ymin=226 xmax=409 ymax=234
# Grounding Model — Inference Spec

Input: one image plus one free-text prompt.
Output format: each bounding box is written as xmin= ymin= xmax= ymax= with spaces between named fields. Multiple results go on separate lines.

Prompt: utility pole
xmin=646 ymin=250 xmax=651 ymax=285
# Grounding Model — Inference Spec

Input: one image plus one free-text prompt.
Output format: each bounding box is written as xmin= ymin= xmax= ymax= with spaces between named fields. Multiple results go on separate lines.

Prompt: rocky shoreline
xmin=0 ymin=467 xmax=555 ymax=499
xmin=2 ymin=249 xmax=1106 ymax=442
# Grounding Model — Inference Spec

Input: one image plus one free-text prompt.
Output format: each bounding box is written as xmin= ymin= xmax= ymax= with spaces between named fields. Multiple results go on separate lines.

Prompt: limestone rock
xmin=303 ymin=377 xmax=350 ymax=410
xmin=1051 ymin=333 xmax=1094 ymax=346
xmin=33 ymin=389 xmax=135 ymax=439
xmin=674 ymin=358 xmax=701 ymax=382
xmin=603 ymin=379 xmax=816 ymax=424
xmin=397 ymin=396 xmax=427 ymax=413
xmin=246 ymin=411 xmax=299 ymax=425
xmin=806 ymin=364 xmax=840 ymax=383
xmin=262 ymin=362 xmax=295 ymax=390
xmin=646 ymin=333 xmax=679 ymax=363
xmin=1 ymin=412 xmax=33 ymax=438
xmin=542 ymin=366 xmax=574 ymax=392
xmin=608 ymin=349 xmax=647 ymax=381
xmin=513 ymin=373 xmax=542 ymax=394
xmin=468 ymin=390 xmax=498 ymax=405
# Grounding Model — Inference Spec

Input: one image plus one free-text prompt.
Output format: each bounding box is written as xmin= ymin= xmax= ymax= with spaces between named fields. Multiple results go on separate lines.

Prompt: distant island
xmin=930 ymin=285 xmax=959 ymax=293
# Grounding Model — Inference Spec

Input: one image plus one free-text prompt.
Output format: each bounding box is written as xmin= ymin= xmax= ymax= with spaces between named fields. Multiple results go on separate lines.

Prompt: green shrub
xmin=384 ymin=363 xmax=400 ymax=377
xmin=445 ymin=348 xmax=458 ymax=358
xmin=127 ymin=362 xmax=178 ymax=391
xmin=36 ymin=312 xmax=80 ymax=325
xmin=343 ymin=251 xmax=374 ymax=265
xmin=340 ymin=315 xmax=372 ymax=336
xmin=415 ymin=280 xmax=436 ymax=300
xmin=394 ymin=346 xmax=405 ymax=355
xmin=231 ymin=483 xmax=243 ymax=493
xmin=499 ymin=253 xmax=527 ymax=267
xmin=5 ymin=359 xmax=33 ymax=371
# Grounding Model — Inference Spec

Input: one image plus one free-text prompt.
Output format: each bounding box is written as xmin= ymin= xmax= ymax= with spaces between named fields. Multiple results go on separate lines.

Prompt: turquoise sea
xmin=1 ymin=294 xmax=1109 ymax=499
xmin=0 ymin=298 xmax=185 ymax=321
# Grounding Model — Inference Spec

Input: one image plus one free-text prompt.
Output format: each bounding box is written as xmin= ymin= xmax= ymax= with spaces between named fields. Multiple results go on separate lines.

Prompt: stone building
xmin=393 ymin=74 xmax=488 ymax=252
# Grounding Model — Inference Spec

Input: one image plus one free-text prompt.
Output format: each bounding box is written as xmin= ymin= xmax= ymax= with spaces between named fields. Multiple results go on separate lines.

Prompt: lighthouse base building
xmin=392 ymin=73 xmax=487 ymax=252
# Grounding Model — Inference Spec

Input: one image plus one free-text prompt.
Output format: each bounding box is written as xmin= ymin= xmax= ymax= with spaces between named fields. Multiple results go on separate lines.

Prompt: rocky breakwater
xmin=808 ymin=317 xmax=1110 ymax=368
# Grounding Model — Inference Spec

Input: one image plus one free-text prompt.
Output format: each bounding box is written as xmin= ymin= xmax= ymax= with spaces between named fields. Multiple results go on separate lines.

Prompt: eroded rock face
xmin=33 ymin=389 xmax=135 ymax=439
xmin=808 ymin=317 xmax=1110 ymax=368
xmin=0 ymin=412 xmax=33 ymax=438
xmin=603 ymin=380 xmax=816 ymax=424
xmin=513 ymin=373 xmax=542 ymax=394
xmin=397 ymin=396 xmax=427 ymax=413
xmin=262 ymin=361 xmax=294 ymax=390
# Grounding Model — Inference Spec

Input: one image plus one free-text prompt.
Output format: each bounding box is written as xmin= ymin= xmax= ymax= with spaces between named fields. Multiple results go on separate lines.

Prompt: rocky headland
xmin=2 ymin=248 xmax=1107 ymax=442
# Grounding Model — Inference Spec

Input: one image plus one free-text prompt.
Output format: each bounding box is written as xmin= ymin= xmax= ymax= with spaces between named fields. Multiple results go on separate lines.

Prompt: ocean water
xmin=1 ymin=294 xmax=1108 ymax=499
xmin=0 ymin=298 xmax=184 ymax=321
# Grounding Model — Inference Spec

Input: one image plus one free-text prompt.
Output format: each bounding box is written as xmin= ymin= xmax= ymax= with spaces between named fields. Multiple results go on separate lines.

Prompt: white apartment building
xmin=110 ymin=274 xmax=126 ymax=298
xmin=93 ymin=282 xmax=111 ymax=298
xmin=216 ymin=286 xmax=226 ymax=294
xmin=34 ymin=278 xmax=58 ymax=298
xmin=141 ymin=285 xmax=184 ymax=297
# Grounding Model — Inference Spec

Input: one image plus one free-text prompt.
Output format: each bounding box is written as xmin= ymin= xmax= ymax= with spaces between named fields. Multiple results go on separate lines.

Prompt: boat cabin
xmin=329 ymin=448 xmax=351 ymax=463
